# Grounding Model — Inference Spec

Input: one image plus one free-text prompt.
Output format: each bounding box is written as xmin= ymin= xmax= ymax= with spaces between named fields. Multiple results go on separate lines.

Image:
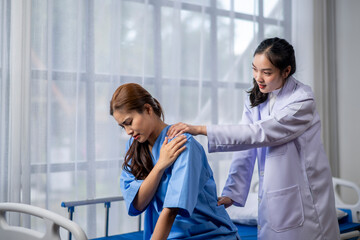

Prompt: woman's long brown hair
xmin=110 ymin=83 xmax=164 ymax=180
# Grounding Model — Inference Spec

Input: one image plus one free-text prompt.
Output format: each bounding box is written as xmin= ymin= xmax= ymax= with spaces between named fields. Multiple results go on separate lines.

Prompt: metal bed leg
xmin=68 ymin=206 xmax=75 ymax=240
xmin=104 ymin=202 xmax=111 ymax=237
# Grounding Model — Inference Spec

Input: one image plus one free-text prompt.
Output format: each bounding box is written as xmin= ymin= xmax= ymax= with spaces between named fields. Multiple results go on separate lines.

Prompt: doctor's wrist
xmin=196 ymin=125 xmax=207 ymax=136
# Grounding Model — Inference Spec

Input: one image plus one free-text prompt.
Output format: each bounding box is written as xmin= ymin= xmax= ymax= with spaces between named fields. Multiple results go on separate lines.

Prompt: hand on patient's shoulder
xmin=167 ymin=123 xmax=192 ymax=138
xmin=167 ymin=123 xmax=206 ymax=138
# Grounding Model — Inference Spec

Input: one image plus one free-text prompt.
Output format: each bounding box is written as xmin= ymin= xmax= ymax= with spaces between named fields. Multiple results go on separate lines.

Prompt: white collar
xmin=268 ymin=88 xmax=281 ymax=114
xmin=271 ymin=87 xmax=282 ymax=97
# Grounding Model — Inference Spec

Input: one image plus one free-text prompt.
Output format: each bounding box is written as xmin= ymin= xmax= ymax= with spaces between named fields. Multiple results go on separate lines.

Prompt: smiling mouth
xmin=258 ymin=83 xmax=266 ymax=89
xmin=133 ymin=134 xmax=140 ymax=140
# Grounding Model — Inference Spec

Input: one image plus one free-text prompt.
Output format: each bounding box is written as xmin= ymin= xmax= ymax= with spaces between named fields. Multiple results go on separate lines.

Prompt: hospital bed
xmin=0 ymin=177 xmax=359 ymax=240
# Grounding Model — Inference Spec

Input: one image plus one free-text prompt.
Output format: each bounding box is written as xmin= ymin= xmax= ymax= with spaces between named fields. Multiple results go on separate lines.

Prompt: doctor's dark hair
xmin=248 ymin=37 xmax=296 ymax=107
xmin=110 ymin=83 xmax=164 ymax=180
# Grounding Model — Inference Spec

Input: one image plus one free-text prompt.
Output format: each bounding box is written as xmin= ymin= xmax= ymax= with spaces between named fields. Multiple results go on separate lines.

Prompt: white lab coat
xmin=207 ymin=77 xmax=340 ymax=240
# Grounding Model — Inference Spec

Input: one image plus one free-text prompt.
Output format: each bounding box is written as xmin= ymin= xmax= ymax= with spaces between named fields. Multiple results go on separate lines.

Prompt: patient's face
xmin=113 ymin=108 xmax=154 ymax=144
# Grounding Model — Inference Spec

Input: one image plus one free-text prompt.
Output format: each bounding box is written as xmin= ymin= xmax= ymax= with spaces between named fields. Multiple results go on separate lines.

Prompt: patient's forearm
xmin=152 ymin=208 xmax=178 ymax=240
xmin=133 ymin=164 xmax=165 ymax=211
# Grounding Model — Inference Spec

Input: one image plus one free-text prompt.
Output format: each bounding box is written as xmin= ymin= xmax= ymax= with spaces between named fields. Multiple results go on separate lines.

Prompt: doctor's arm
xmin=167 ymin=96 xmax=255 ymax=138
xmin=218 ymin=101 xmax=257 ymax=207
xmin=208 ymin=97 xmax=315 ymax=152
xmin=133 ymin=136 xmax=187 ymax=212
xmin=169 ymin=97 xmax=315 ymax=151
xmin=152 ymin=208 xmax=179 ymax=240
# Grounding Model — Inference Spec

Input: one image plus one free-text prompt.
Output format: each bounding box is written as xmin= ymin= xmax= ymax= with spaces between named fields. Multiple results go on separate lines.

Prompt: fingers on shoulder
xmin=172 ymin=136 xmax=188 ymax=150
xmin=162 ymin=136 xmax=169 ymax=145
xmin=175 ymin=145 xmax=187 ymax=155
xmin=172 ymin=134 xmax=188 ymax=143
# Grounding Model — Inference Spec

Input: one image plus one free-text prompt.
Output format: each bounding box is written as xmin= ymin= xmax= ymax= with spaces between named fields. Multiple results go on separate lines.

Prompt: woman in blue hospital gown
xmin=168 ymin=38 xmax=340 ymax=240
xmin=110 ymin=83 xmax=239 ymax=240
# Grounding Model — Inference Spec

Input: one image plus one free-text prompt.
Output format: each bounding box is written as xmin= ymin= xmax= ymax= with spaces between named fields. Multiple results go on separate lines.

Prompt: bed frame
xmin=1 ymin=177 xmax=359 ymax=240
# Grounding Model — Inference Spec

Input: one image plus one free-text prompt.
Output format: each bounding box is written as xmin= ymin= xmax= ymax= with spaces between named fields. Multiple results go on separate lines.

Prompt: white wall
xmin=335 ymin=0 xmax=360 ymax=200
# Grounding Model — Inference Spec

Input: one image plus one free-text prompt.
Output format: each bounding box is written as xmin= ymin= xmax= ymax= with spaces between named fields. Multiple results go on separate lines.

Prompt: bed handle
xmin=340 ymin=230 xmax=360 ymax=240
xmin=0 ymin=202 xmax=87 ymax=240
xmin=333 ymin=177 xmax=360 ymax=223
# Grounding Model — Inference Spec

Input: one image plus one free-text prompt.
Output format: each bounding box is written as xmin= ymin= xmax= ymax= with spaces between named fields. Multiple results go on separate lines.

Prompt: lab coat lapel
xmin=259 ymin=97 xmax=270 ymax=118
xmin=271 ymin=77 xmax=297 ymax=114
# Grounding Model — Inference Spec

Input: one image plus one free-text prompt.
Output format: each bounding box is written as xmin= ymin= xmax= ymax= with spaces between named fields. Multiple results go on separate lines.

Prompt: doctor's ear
xmin=282 ymin=66 xmax=291 ymax=79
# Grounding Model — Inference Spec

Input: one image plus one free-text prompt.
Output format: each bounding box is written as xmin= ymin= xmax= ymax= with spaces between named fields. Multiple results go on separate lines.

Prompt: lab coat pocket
xmin=266 ymin=185 xmax=304 ymax=232
xmin=267 ymin=144 xmax=287 ymax=157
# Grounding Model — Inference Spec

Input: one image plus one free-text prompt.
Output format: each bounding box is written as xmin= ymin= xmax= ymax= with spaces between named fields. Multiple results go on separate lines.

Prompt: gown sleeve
xmin=163 ymin=135 xmax=207 ymax=217
xmin=221 ymin=99 xmax=257 ymax=206
xmin=119 ymin=139 xmax=144 ymax=216
xmin=207 ymin=91 xmax=315 ymax=153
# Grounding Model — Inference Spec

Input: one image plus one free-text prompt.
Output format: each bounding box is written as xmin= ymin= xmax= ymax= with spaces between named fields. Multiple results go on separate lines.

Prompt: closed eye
xmin=121 ymin=118 xmax=132 ymax=127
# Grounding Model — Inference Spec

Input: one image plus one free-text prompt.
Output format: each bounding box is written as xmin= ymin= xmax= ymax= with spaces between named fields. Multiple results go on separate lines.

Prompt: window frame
xmin=28 ymin=0 xmax=292 ymax=236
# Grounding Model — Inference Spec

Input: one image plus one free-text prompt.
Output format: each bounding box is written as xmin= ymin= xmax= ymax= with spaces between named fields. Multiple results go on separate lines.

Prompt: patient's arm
xmin=133 ymin=136 xmax=187 ymax=211
xmin=152 ymin=208 xmax=179 ymax=240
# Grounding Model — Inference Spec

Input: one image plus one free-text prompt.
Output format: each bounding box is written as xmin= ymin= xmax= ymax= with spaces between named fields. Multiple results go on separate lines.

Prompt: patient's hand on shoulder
xmin=218 ymin=196 xmax=234 ymax=208
xmin=167 ymin=123 xmax=207 ymax=138
xmin=157 ymin=135 xmax=187 ymax=170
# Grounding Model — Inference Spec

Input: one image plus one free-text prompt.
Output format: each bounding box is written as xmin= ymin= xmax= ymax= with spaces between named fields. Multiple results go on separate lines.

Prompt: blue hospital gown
xmin=120 ymin=125 xmax=240 ymax=240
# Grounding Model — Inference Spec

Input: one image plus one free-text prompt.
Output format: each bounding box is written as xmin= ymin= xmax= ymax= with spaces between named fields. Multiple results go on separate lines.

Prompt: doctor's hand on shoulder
xmin=167 ymin=123 xmax=207 ymax=138
xmin=217 ymin=196 xmax=234 ymax=208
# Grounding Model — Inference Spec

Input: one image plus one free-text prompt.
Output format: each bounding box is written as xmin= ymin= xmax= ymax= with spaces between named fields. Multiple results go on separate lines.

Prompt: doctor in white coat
xmin=168 ymin=37 xmax=340 ymax=240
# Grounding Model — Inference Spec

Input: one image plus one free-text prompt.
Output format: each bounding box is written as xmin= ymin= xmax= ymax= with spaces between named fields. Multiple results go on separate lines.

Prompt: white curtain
xmin=1 ymin=0 xmax=33 ymax=227
xmin=0 ymin=0 xmax=10 ymax=204
xmin=292 ymin=0 xmax=339 ymax=177
xmin=0 ymin=0 xmax=316 ymax=238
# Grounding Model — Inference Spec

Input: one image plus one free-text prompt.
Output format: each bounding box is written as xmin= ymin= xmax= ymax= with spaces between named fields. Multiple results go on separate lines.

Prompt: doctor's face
xmin=252 ymin=53 xmax=286 ymax=93
xmin=112 ymin=107 xmax=155 ymax=144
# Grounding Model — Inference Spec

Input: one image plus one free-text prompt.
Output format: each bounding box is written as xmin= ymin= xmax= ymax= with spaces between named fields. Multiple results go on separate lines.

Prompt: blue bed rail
xmin=61 ymin=196 xmax=142 ymax=240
